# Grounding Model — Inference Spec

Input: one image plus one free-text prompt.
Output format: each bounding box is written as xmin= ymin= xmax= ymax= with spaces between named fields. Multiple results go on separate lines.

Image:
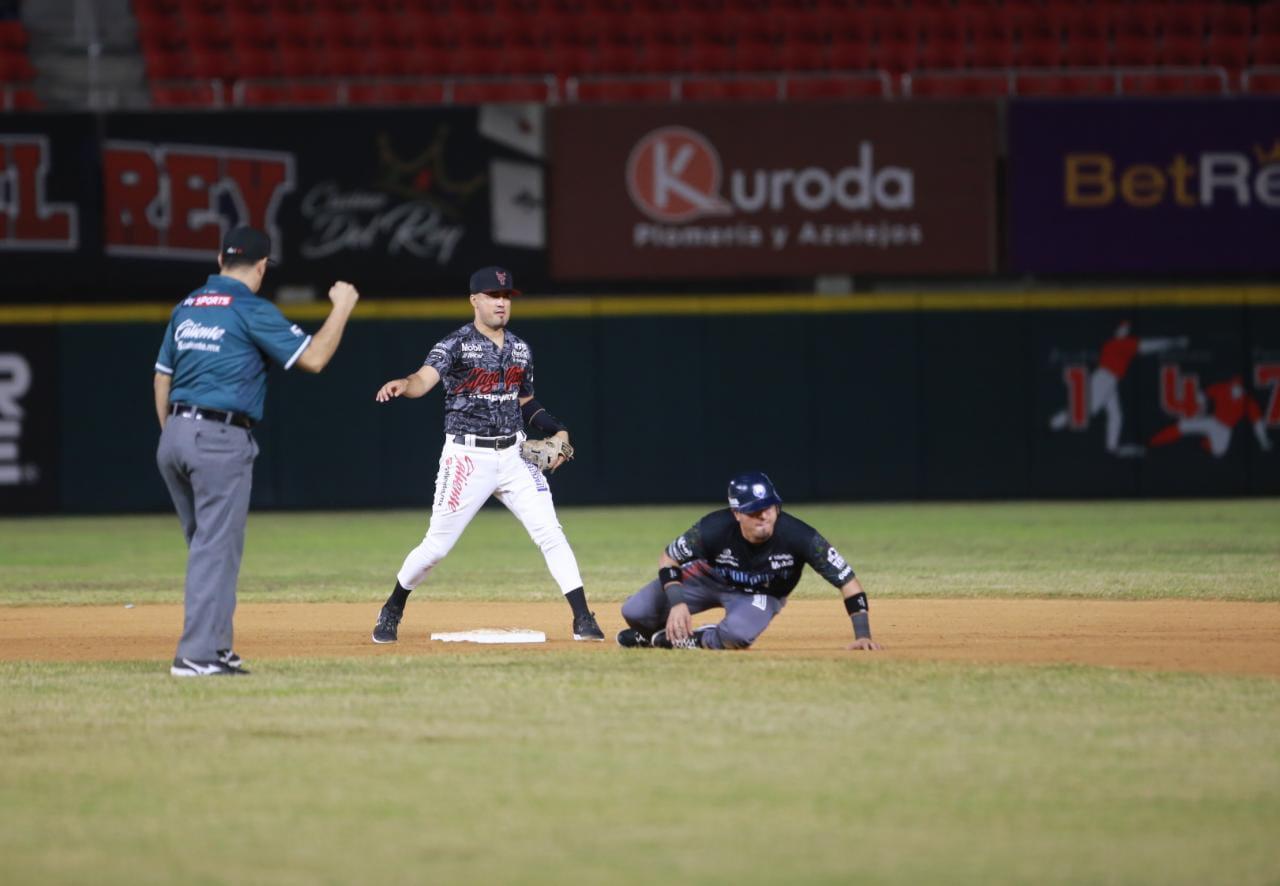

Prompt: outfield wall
xmin=2 ymin=289 xmax=1278 ymax=514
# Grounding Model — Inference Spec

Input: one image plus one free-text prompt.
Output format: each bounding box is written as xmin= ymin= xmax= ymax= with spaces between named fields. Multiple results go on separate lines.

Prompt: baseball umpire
xmin=617 ymin=472 xmax=882 ymax=651
xmin=370 ymin=265 xmax=604 ymax=643
xmin=154 ymin=225 xmax=359 ymax=676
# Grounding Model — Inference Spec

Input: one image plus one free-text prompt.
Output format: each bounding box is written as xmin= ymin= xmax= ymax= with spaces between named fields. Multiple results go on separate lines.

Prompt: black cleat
xmin=217 ymin=649 xmax=243 ymax=670
xmin=372 ymin=605 xmax=402 ymax=644
xmin=615 ymin=628 xmax=651 ymax=648
xmin=572 ymin=610 xmax=605 ymax=641
xmin=651 ymin=627 xmax=709 ymax=650
xmin=171 ymin=657 xmax=249 ymax=677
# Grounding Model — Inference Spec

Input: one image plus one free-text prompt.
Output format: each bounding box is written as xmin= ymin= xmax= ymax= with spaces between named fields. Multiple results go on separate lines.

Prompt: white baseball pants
xmin=396 ymin=435 xmax=583 ymax=593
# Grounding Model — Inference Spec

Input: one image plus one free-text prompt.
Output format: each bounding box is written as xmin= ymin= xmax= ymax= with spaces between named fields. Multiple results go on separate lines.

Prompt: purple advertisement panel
xmin=1008 ymin=98 xmax=1280 ymax=275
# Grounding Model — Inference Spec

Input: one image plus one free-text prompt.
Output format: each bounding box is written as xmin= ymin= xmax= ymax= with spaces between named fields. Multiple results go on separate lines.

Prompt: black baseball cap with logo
xmin=469 ymin=266 xmax=521 ymax=297
xmin=221 ymin=225 xmax=276 ymax=266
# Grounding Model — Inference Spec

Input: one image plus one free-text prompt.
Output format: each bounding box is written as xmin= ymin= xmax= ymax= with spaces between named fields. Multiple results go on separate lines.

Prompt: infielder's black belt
xmin=452 ymin=433 xmax=518 ymax=449
xmin=170 ymin=403 xmax=254 ymax=429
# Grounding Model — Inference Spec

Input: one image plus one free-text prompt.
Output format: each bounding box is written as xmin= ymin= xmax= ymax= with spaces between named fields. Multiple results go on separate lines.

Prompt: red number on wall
xmin=1064 ymin=365 xmax=1088 ymax=429
xmin=1160 ymin=365 xmax=1200 ymax=419
xmin=1255 ymin=363 xmax=1280 ymax=427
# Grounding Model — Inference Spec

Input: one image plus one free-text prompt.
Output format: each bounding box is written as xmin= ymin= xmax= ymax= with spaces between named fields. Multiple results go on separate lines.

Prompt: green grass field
xmin=2 ymin=501 xmax=1279 ymax=885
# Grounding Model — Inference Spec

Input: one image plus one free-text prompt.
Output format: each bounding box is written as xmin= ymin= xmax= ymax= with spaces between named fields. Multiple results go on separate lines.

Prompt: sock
xmin=564 ymin=587 xmax=589 ymax=618
xmin=386 ymin=581 xmax=412 ymax=613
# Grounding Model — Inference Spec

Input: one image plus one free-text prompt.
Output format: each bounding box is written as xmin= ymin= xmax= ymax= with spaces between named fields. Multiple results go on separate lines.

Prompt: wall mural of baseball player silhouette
xmin=1048 ymin=321 xmax=1186 ymax=458
xmin=1149 ymin=371 xmax=1275 ymax=458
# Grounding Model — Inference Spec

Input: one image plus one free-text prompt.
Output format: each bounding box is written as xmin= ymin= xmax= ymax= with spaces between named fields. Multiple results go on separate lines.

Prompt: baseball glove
xmin=520 ymin=437 xmax=575 ymax=473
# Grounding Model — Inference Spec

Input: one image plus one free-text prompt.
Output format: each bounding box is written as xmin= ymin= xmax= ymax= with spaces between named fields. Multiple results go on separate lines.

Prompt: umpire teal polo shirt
xmin=154 ymin=275 xmax=311 ymax=422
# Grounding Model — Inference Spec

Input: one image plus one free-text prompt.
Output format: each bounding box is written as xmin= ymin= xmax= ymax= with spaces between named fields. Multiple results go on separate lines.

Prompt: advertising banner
xmin=549 ymin=102 xmax=998 ymax=279
xmin=0 ymin=106 xmax=547 ymax=302
xmin=0 ymin=326 xmax=58 ymax=513
xmin=1008 ymin=98 xmax=1280 ymax=274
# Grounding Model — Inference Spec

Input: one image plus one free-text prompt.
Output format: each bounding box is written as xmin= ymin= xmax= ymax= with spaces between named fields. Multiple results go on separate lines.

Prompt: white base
xmin=430 ymin=629 xmax=547 ymax=644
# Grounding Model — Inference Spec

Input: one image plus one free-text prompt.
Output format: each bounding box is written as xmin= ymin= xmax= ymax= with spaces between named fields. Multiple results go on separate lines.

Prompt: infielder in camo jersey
xmin=617 ymin=472 xmax=882 ymax=651
xmin=369 ymin=266 xmax=604 ymax=643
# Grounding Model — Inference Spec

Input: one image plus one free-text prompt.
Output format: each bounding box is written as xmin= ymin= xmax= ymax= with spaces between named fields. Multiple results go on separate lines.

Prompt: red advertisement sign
xmin=549 ymin=102 xmax=997 ymax=279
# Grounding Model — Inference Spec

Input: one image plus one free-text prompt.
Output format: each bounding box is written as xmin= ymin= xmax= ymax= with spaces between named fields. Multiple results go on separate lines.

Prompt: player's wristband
xmin=660 ymin=566 xmax=686 ymax=607
xmin=521 ymin=399 xmax=566 ymax=434
xmin=845 ymin=592 xmax=870 ymax=639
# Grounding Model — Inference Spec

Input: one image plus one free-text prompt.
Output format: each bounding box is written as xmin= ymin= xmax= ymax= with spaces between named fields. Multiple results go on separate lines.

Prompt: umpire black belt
xmin=170 ymin=403 xmax=254 ymax=429
xmin=452 ymin=433 xmax=518 ymax=449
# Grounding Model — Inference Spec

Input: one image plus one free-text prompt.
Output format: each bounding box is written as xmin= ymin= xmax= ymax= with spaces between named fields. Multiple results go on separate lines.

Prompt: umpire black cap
xmin=727 ymin=472 xmax=782 ymax=513
xmin=221 ymin=225 xmax=276 ymax=266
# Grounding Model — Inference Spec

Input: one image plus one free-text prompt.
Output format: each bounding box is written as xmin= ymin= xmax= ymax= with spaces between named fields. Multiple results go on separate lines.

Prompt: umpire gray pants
xmin=621 ymin=566 xmax=785 ymax=650
xmin=157 ymin=415 xmax=257 ymax=662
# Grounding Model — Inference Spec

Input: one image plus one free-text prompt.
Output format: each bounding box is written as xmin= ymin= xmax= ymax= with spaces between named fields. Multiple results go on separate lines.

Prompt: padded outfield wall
xmin=1 ymin=288 xmax=1278 ymax=514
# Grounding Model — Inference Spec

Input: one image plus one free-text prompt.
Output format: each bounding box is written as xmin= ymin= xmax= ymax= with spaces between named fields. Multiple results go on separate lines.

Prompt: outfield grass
xmin=1 ymin=500 xmax=1278 ymax=605
xmin=1 ymin=655 xmax=1277 ymax=885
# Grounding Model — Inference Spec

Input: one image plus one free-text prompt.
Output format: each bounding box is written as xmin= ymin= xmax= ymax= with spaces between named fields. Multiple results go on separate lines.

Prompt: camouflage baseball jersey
xmin=423 ymin=323 xmax=534 ymax=436
xmin=665 ymin=509 xmax=855 ymax=598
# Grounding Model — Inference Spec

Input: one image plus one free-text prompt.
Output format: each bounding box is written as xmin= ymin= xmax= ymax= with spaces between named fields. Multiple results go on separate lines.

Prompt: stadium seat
xmin=151 ymin=81 xmax=223 ymax=108
xmin=1112 ymin=34 xmax=1159 ymax=67
xmin=1012 ymin=36 xmax=1064 ymax=69
xmin=1062 ymin=36 xmax=1110 ymax=69
xmin=1242 ymin=68 xmax=1280 ymax=94
xmin=917 ymin=38 xmax=967 ymax=71
xmin=346 ymin=80 xmax=447 ymax=105
xmin=1109 ymin=4 xmax=1161 ymax=41
xmin=1206 ymin=5 xmax=1253 ymax=39
xmin=682 ymin=76 xmax=779 ymax=101
xmin=144 ymin=47 xmax=193 ymax=80
xmin=1015 ymin=71 xmax=1117 ymax=97
xmin=451 ymin=79 xmax=555 ymax=102
xmin=872 ymin=37 xmax=919 ymax=74
xmin=1206 ymin=33 xmax=1251 ymax=71
xmin=1259 ymin=4 xmax=1280 ymax=36
xmin=569 ymin=76 xmax=675 ymax=102
xmin=783 ymin=73 xmax=887 ymax=99
xmin=1121 ymin=70 xmax=1226 ymax=96
xmin=827 ymin=39 xmax=873 ymax=72
xmin=907 ymin=70 xmax=1010 ymax=98
xmin=189 ymin=48 xmax=237 ymax=80
xmin=969 ymin=37 xmax=1014 ymax=69
xmin=1164 ymin=5 xmax=1208 ymax=41
xmin=1255 ymin=33 xmax=1280 ymax=66
xmin=1160 ymin=34 xmax=1206 ymax=68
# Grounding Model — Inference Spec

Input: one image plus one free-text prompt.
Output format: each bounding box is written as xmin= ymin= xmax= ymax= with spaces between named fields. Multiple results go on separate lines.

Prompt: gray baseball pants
xmin=157 ymin=415 xmax=257 ymax=662
xmin=621 ymin=568 xmax=785 ymax=650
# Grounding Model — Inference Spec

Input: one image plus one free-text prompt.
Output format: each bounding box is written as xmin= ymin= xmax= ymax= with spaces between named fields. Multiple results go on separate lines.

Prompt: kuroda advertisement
xmin=1008 ymin=98 xmax=1280 ymax=275
xmin=548 ymin=103 xmax=998 ymax=279
xmin=0 ymin=106 xmax=546 ymax=301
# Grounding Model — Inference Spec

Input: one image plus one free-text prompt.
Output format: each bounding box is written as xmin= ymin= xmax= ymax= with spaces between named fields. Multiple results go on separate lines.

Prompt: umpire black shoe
xmin=615 ymin=628 xmax=650 ymax=648
xmin=372 ymin=605 xmax=402 ymax=644
xmin=170 ymin=657 xmax=249 ymax=677
xmin=572 ymin=611 xmax=605 ymax=641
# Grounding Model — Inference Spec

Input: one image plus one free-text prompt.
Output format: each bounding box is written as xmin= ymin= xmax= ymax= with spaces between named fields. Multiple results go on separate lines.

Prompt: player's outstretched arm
xmin=841 ymin=577 xmax=882 ymax=651
xmin=375 ymin=365 xmax=441 ymax=402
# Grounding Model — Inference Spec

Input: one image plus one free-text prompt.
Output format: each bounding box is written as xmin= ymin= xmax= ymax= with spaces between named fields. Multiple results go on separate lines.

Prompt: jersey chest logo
xmin=768 ymin=553 xmax=794 ymax=569
xmin=716 ymin=548 xmax=739 ymax=567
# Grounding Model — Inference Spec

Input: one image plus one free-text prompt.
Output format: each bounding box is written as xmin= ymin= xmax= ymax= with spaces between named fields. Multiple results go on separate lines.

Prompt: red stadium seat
xmin=687 ymin=42 xmax=735 ymax=73
xmin=783 ymin=73 xmax=887 ymax=99
xmin=969 ymin=37 xmax=1014 ymax=69
xmin=568 ymin=76 xmax=675 ymax=102
xmin=918 ymin=10 xmax=964 ymax=44
xmin=1016 ymin=71 xmax=1117 ymax=97
xmin=1160 ymin=34 xmax=1206 ymax=68
xmin=682 ymin=76 xmax=778 ymax=101
xmin=1259 ymin=4 xmax=1280 ymax=36
xmin=1012 ymin=36 xmax=1064 ymax=69
xmin=1113 ymin=34 xmax=1158 ymax=67
xmin=1060 ymin=7 xmax=1109 ymax=42
xmin=1164 ymin=5 xmax=1208 ymax=41
xmin=451 ymin=79 xmax=555 ymax=102
xmin=1109 ymin=4 xmax=1161 ymax=41
xmin=1062 ymin=36 xmax=1110 ymax=69
xmin=1242 ymin=68 xmax=1280 ymax=94
xmin=1121 ymin=70 xmax=1226 ymax=96
xmin=872 ymin=37 xmax=919 ymax=74
xmin=827 ymin=39 xmax=873 ymax=72
xmin=280 ymin=45 xmax=325 ymax=77
xmin=1255 ymin=33 xmax=1280 ymax=66
xmin=961 ymin=8 xmax=1007 ymax=45
xmin=1206 ymin=5 xmax=1253 ymax=39
xmin=346 ymin=80 xmax=448 ymax=105
xmin=189 ymin=48 xmax=237 ymax=80
xmin=144 ymin=47 xmax=193 ymax=80
xmin=1207 ymin=34 xmax=1250 ymax=71
xmin=917 ymin=38 xmax=967 ymax=71
xmin=635 ymin=42 xmax=689 ymax=73
xmin=151 ymin=81 xmax=222 ymax=108
xmin=907 ymin=70 xmax=1010 ymax=98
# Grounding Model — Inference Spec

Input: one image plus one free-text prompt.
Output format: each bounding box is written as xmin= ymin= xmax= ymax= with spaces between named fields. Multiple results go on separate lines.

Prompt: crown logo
xmin=1252 ymin=140 xmax=1280 ymax=165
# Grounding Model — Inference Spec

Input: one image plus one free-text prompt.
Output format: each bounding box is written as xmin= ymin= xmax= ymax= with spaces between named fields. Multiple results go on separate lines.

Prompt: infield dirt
xmin=2 ymin=599 xmax=1278 ymax=677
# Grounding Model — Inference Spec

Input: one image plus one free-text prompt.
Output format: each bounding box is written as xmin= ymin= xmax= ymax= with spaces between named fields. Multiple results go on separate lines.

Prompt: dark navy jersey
xmin=424 ymin=324 xmax=534 ymax=436
xmin=665 ymin=509 xmax=855 ymax=597
xmin=154 ymin=274 xmax=310 ymax=421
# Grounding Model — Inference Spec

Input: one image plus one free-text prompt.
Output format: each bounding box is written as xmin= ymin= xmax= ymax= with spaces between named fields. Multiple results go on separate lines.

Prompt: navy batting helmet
xmin=727 ymin=471 xmax=782 ymax=513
